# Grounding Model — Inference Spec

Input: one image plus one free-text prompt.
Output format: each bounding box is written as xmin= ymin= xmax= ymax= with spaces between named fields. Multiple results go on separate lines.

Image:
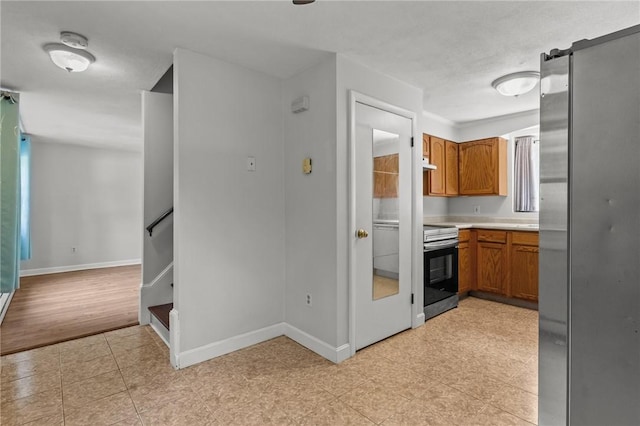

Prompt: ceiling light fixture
xmin=293 ymin=0 xmax=315 ymax=4
xmin=491 ymin=71 xmax=540 ymax=97
xmin=44 ymin=32 xmax=95 ymax=72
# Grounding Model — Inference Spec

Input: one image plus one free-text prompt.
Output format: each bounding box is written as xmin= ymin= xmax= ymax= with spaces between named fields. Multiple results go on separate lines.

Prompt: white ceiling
xmin=2 ymin=1 xmax=638 ymax=150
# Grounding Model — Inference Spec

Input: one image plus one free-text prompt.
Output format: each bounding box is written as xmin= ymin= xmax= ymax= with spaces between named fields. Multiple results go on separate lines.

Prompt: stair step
xmin=149 ymin=303 xmax=172 ymax=330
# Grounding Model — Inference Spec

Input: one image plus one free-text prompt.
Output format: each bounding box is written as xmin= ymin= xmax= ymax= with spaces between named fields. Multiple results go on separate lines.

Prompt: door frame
xmin=348 ymin=90 xmax=423 ymax=357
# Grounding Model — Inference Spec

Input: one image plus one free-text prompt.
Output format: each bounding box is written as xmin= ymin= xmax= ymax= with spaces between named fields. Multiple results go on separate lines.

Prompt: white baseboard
xmin=413 ymin=312 xmax=425 ymax=328
xmin=284 ymin=323 xmax=351 ymax=363
xmin=149 ymin=316 xmax=170 ymax=347
xmin=169 ymin=308 xmax=180 ymax=369
xmin=176 ymin=323 xmax=286 ymax=369
xmin=20 ymin=259 xmax=141 ymax=277
xmin=0 ymin=291 xmax=15 ymax=325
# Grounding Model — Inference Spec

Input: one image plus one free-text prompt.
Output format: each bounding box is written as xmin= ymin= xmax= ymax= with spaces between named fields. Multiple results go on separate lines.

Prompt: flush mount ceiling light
xmin=293 ymin=0 xmax=315 ymax=4
xmin=44 ymin=32 xmax=95 ymax=72
xmin=491 ymin=71 xmax=540 ymax=97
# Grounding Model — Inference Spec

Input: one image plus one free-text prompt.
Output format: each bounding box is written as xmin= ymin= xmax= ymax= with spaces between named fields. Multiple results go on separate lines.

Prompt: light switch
xmin=302 ymin=157 xmax=312 ymax=174
xmin=247 ymin=156 xmax=256 ymax=171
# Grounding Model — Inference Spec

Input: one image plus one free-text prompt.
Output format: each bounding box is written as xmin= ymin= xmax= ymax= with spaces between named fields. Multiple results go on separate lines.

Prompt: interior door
xmin=355 ymin=101 xmax=412 ymax=350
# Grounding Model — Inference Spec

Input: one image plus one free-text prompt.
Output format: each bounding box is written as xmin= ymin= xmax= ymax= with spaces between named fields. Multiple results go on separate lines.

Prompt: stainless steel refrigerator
xmin=539 ymin=24 xmax=640 ymax=425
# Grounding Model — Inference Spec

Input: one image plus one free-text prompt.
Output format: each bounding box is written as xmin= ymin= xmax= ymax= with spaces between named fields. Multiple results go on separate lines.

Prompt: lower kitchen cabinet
xmin=476 ymin=241 xmax=507 ymax=294
xmin=510 ymin=232 xmax=539 ymax=301
xmin=458 ymin=230 xmax=472 ymax=294
xmin=467 ymin=229 xmax=539 ymax=303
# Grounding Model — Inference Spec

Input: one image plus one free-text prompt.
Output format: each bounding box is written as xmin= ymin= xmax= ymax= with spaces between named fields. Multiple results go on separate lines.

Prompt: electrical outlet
xmin=473 ymin=205 xmax=480 ymax=214
xmin=306 ymin=293 xmax=312 ymax=307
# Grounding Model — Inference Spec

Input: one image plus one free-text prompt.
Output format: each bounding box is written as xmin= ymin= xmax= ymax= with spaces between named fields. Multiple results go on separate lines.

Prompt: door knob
xmin=356 ymin=229 xmax=369 ymax=239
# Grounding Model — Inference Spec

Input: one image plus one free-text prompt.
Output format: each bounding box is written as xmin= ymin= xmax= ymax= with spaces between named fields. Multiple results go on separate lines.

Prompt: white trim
xmin=413 ymin=312 xmax=425 ymax=329
xmin=348 ymin=91 xmax=418 ymax=356
xmin=422 ymin=110 xmax=458 ymax=128
xmin=284 ymin=323 xmax=351 ymax=364
xmin=20 ymin=259 xmax=141 ymax=277
xmin=175 ymin=322 xmax=285 ymax=369
xmin=149 ymin=316 xmax=170 ymax=347
xmin=0 ymin=291 xmax=16 ymax=325
xmin=169 ymin=308 xmax=180 ymax=369
xmin=172 ymin=322 xmax=350 ymax=369
xmin=143 ymin=262 xmax=173 ymax=288
xmin=456 ymin=108 xmax=540 ymax=129
xmin=139 ymin=262 xmax=173 ymax=325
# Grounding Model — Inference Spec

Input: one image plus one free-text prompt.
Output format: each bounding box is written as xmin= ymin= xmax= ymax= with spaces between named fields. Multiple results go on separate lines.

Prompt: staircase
xmin=148 ymin=303 xmax=172 ymax=346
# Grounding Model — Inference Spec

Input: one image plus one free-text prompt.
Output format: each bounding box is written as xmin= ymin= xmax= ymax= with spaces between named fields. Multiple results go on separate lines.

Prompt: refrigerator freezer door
xmin=569 ymin=30 xmax=640 ymax=425
xmin=539 ymin=53 xmax=570 ymax=426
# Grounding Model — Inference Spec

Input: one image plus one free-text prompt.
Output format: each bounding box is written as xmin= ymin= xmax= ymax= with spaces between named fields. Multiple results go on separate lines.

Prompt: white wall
xmin=422 ymin=110 xmax=459 ymax=141
xmin=173 ymin=49 xmax=285 ymax=356
xmin=457 ymin=109 xmax=539 ymax=142
xmin=283 ymin=57 xmax=338 ymax=347
xmin=423 ymin=196 xmax=448 ymax=218
xmin=336 ymin=54 xmax=424 ymax=346
xmin=20 ymin=139 xmax=142 ymax=273
xmin=142 ymin=92 xmax=173 ymax=285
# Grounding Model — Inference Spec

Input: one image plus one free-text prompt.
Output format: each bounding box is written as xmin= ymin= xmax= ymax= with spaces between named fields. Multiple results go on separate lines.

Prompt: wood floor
xmin=0 ymin=265 xmax=140 ymax=355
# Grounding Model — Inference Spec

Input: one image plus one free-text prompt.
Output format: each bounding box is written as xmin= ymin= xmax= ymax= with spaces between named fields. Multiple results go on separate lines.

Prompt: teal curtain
xmin=1 ymin=95 xmax=21 ymax=293
xmin=20 ymin=135 xmax=31 ymax=260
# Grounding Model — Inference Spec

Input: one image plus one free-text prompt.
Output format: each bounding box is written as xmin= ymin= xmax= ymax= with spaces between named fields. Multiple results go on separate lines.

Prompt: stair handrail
xmin=146 ymin=207 xmax=173 ymax=236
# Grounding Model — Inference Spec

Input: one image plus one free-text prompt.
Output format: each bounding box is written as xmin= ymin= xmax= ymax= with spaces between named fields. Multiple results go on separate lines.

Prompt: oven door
xmin=423 ymin=243 xmax=458 ymax=307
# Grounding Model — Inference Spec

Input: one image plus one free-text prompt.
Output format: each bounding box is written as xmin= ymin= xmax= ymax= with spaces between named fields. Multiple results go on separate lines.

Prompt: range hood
xmin=422 ymin=157 xmax=437 ymax=170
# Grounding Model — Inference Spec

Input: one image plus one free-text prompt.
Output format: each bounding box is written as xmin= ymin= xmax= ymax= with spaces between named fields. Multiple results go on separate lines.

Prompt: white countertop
xmin=424 ymin=219 xmax=539 ymax=232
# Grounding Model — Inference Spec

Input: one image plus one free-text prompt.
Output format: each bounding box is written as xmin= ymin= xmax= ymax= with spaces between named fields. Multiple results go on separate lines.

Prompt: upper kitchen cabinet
xmin=445 ymin=141 xmax=459 ymax=195
xmin=424 ymin=134 xmax=458 ymax=196
xmin=428 ymin=136 xmax=445 ymax=195
xmin=422 ymin=134 xmax=429 ymax=158
xmin=458 ymin=137 xmax=507 ymax=196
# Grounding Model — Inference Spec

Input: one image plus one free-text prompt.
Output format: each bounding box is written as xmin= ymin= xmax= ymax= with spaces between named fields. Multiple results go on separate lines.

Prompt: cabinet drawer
xmin=476 ymin=229 xmax=507 ymax=243
xmin=458 ymin=229 xmax=471 ymax=242
xmin=512 ymin=231 xmax=539 ymax=246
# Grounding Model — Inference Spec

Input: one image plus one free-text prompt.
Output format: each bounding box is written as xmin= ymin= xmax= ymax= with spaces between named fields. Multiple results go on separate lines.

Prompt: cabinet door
xmin=445 ymin=141 xmax=459 ymax=195
xmin=477 ymin=241 xmax=506 ymax=294
xmin=511 ymin=245 xmax=539 ymax=301
xmin=459 ymin=138 xmax=507 ymax=195
xmin=458 ymin=241 xmax=471 ymax=294
xmin=428 ymin=137 xmax=446 ymax=195
xmin=457 ymin=230 xmax=472 ymax=294
xmin=422 ymin=134 xmax=429 ymax=157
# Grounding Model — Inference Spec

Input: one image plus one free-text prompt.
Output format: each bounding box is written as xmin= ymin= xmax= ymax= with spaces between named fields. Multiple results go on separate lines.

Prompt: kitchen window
xmin=513 ymin=135 xmax=539 ymax=212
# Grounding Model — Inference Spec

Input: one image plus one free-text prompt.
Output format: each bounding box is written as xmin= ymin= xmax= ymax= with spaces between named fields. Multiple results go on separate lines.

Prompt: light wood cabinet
xmin=425 ymin=135 xmax=458 ymax=197
xmin=469 ymin=229 xmax=539 ymax=303
xmin=422 ymin=134 xmax=429 ymax=158
xmin=428 ymin=136 xmax=446 ymax=195
xmin=458 ymin=230 xmax=473 ymax=294
xmin=445 ymin=141 xmax=459 ymax=195
xmin=458 ymin=137 xmax=507 ymax=196
xmin=510 ymin=232 xmax=539 ymax=301
xmin=476 ymin=230 xmax=507 ymax=295
xmin=373 ymin=154 xmax=398 ymax=198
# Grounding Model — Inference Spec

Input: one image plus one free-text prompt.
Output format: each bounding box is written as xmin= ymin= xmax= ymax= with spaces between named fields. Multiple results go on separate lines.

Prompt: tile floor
xmin=0 ymin=297 xmax=538 ymax=425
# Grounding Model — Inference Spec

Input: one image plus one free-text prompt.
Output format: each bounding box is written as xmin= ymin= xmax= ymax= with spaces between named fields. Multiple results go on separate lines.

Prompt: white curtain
xmin=514 ymin=136 xmax=539 ymax=212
